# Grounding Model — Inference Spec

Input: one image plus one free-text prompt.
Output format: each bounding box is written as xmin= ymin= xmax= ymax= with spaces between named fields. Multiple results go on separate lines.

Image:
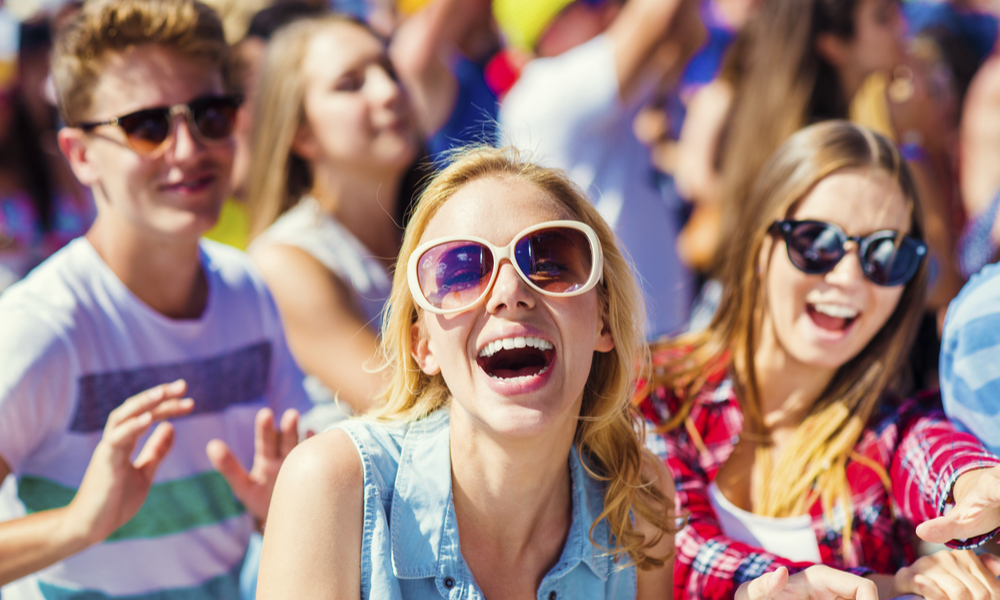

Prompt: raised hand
xmin=736 ymin=566 xmax=880 ymax=600
xmin=892 ymin=549 xmax=1000 ymax=600
xmin=68 ymin=380 xmax=194 ymax=544
xmin=206 ymin=407 xmax=299 ymax=524
xmin=917 ymin=465 xmax=1000 ymax=544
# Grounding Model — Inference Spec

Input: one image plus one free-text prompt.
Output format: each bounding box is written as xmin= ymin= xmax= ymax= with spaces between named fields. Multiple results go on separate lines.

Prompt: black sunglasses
xmin=77 ymin=94 xmax=243 ymax=156
xmin=770 ymin=219 xmax=927 ymax=286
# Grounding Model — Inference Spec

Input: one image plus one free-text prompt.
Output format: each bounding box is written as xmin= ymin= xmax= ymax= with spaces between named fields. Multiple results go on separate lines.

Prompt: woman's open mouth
xmin=806 ymin=302 xmax=859 ymax=332
xmin=476 ymin=336 xmax=555 ymax=380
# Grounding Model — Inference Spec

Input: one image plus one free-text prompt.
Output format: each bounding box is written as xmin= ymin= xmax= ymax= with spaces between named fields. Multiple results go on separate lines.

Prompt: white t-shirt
xmin=0 ymin=238 xmax=310 ymax=600
xmin=708 ymin=482 xmax=822 ymax=563
xmin=250 ymin=197 xmax=392 ymax=329
xmin=500 ymin=34 xmax=693 ymax=339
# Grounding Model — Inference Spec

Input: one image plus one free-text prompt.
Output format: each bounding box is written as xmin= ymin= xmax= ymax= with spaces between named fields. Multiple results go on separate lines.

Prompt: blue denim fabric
xmin=336 ymin=409 xmax=637 ymax=599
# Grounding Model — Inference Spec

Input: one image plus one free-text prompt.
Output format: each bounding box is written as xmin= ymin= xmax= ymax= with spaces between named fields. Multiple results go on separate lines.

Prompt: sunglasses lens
xmin=514 ymin=227 xmax=594 ymax=293
xmin=862 ymin=234 xmax=924 ymax=286
xmin=191 ymin=96 xmax=240 ymax=140
xmin=416 ymin=242 xmax=495 ymax=311
xmin=785 ymin=222 xmax=844 ymax=273
xmin=118 ymin=109 xmax=170 ymax=154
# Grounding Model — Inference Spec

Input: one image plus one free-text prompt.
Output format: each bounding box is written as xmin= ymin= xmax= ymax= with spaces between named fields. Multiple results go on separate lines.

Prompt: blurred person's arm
xmin=252 ymin=244 xmax=383 ymax=415
xmin=889 ymin=57 xmax=966 ymax=314
xmin=675 ymin=79 xmax=733 ymax=272
xmin=606 ymin=0 xmax=706 ymax=102
xmin=0 ymin=383 xmax=193 ymax=586
xmin=389 ymin=0 xmax=493 ymax=137
xmin=961 ymin=54 xmax=1000 ymax=249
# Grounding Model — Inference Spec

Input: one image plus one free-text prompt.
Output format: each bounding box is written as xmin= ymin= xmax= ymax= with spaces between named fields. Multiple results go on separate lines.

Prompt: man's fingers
xmin=147 ymin=398 xmax=195 ymax=422
xmin=104 ymin=411 xmax=154 ymax=449
xmin=278 ymin=409 xmax=300 ymax=458
xmin=134 ymin=422 xmax=176 ymax=481
xmin=206 ymin=439 xmax=252 ymax=500
xmin=107 ymin=380 xmax=187 ymax=428
xmin=255 ymin=408 xmax=278 ymax=459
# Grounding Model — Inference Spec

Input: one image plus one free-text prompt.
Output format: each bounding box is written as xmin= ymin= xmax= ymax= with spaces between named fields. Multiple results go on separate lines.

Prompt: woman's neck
xmin=448 ymin=406 xmax=575 ymax=591
xmin=752 ymin=319 xmax=836 ymax=432
xmin=310 ymin=164 xmax=404 ymax=267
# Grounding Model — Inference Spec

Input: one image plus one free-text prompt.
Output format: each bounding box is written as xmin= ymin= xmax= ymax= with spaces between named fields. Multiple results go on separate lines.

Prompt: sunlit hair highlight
xmin=372 ymin=145 xmax=676 ymax=569
xmin=642 ymin=122 xmax=927 ymax=560
xmin=51 ymin=0 xmax=227 ymax=126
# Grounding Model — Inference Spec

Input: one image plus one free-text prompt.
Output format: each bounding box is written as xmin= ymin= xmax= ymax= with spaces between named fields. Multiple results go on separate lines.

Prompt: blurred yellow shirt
xmin=204 ymin=197 xmax=250 ymax=250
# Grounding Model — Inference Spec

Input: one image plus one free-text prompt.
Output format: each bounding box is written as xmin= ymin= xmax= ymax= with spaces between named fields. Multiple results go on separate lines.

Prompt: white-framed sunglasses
xmin=407 ymin=220 xmax=605 ymax=315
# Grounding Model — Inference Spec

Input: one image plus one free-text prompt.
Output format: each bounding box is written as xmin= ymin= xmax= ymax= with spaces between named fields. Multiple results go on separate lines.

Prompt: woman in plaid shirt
xmin=639 ymin=122 xmax=1000 ymax=600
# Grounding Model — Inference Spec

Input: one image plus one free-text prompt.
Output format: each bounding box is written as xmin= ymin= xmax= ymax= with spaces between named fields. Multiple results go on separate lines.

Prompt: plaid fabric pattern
xmin=637 ymin=364 xmax=1000 ymax=600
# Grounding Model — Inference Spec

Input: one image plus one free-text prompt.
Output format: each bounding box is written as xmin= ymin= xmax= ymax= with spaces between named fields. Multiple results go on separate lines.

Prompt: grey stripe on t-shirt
xmin=70 ymin=341 xmax=272 ymax=433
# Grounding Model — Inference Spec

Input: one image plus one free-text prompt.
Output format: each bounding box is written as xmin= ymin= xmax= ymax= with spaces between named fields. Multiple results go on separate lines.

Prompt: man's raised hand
xmin=206 ymin=407 xmax=299 ymax=525
xmin=67 ymin=380 xmax=194 ymax=545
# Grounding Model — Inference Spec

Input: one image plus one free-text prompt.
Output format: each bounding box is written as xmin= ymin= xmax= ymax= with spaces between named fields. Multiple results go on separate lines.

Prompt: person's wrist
xmin=55 ymin=503 xmax=99 ymax=553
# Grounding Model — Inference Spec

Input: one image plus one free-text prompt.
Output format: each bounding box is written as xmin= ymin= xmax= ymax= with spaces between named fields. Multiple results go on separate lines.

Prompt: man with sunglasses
xmin=0 ymin=1 xmax=309 ymax=598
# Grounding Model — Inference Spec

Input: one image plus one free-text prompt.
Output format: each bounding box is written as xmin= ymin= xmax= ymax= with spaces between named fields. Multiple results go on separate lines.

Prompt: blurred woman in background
xmin=676 ymin=0 xmax=907 ymax=275
xmin=247 ymin=14 xmax=421 ymax=415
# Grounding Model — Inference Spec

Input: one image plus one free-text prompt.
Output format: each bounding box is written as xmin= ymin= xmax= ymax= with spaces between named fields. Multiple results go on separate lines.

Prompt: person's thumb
xmin=737 ymin=567 xmax=788 ymax=600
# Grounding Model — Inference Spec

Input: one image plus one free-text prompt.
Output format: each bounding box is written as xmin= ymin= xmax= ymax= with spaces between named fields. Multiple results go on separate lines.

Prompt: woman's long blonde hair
xmin=644 ymin=122 xmax=927 ymax=559
xmin=370 ymin=146 xmax=676 ymax=569
xmin=245 ymin=14 xmax=365 ymax=238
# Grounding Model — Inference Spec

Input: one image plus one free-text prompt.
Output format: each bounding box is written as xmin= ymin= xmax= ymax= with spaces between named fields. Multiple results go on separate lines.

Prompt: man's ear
xmin=410 ymin=321 xmax=441 ymax=375
xmin=594 ymin=310 xmax=615 ymax=354
xmin=58 ymin=128 xmax=100 ymax=187
xmin=816 ymin=32 xmax=849 ymax=69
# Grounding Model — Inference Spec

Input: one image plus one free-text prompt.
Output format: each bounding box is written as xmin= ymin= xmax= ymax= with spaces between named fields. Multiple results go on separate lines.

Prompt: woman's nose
xmin=825 ymin=243 xmax=867 ymax=287
xmin=485 ymin=261 xmax=536 ymax=313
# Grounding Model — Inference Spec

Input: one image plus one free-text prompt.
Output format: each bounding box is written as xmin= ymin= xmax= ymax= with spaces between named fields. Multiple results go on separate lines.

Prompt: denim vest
xmin=336 ymin=409 xmax=637 ymax=599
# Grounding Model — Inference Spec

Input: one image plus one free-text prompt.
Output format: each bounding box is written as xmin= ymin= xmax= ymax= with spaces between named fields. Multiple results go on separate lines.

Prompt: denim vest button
xmin=444 ymin=577 xmax=455 ymax=589
xmin=548 ymin=591 xmax=557 ymax=600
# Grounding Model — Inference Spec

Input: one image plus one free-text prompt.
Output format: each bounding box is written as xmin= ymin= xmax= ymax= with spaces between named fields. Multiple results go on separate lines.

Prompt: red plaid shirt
xmin=637 ymin=365 xmax=1000 ymax=600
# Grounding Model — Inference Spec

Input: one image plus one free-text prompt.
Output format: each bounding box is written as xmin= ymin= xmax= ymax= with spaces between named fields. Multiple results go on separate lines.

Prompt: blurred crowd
xmin=3 ymin=0 xmax=1000 ymax=597
xmin=4 ymin=0 xmax=1000 ymax=388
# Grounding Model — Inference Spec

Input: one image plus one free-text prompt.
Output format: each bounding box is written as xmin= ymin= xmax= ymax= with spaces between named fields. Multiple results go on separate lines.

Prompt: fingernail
xmin=169 ymin=380 xmax=185 ymax=392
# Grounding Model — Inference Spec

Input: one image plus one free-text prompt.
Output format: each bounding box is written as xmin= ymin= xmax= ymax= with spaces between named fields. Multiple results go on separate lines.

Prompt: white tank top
xmin=708 ymin=481 xmax=822 ymax=563
xmin=251 ymin=196 xmax=392 ymax=327
xmin=251 ymin=197 xmax=393 ymax=410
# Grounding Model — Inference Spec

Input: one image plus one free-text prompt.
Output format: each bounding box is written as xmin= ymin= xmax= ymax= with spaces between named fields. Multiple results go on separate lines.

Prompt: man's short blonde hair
xmin=52 ymin=0 xmax=228 ymax=126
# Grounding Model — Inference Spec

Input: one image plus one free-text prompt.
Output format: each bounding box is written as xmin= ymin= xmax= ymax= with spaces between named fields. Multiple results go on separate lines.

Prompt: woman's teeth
xmin=478 ymin=336 xmax=553 ymax=358
xmin=812 ymin=303 xmax=859 ymax=319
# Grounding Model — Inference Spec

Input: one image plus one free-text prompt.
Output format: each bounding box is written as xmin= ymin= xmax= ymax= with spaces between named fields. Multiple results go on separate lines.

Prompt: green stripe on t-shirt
xmin=18 ymin=471 xmax=245 ymax=541
xmin=37 ymin=557 xmax=242 ymax=600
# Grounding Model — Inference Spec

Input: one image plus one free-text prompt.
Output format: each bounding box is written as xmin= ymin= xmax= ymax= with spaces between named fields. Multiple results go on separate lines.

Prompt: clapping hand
xmin=206 ymin=407 xmax=300 ymax=524
xmin=69 ymin=380 xmax=194 ymax=544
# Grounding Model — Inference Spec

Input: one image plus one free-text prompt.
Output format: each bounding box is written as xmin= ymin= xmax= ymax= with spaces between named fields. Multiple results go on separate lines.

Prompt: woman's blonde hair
xmin=644 ymin=121 xmax=927 ymax=560
xmin=245 ymin=14 xmax=367 ymax=238
xmin=371 ymin=145 xmax=676 ymax=569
